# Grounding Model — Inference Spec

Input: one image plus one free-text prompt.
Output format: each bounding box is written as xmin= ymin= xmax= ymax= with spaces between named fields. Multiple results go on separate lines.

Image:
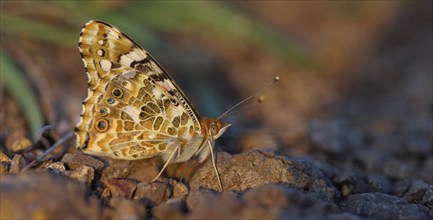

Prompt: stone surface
xmin=108 ymin=197 xmax=147 ymax=220
xmin=346 ymin=192 xmax=430 ymax=220
xmin=41 ymin=161 xmax=66 ymax=173
xmin=367 ymin=174 xmax=393 ymax=194
xmin=133 ymin=181 xmax=172 ymax=205
xmin=101 ymin=159 xmax=131 ymax=180
xmin=171 ymin=181 xmax=189 ymax=199
xmin=0 ymin=162 xmax=9 ymax=174
xmin=126 ymin=158 xmax=160 ymax=182
xmin=308 ymin=119 xmax=350 ymax=155
xmin=5 ymin=132 xmax=32 ymax=152
xmin=421 ymin=156 xmax=433 ymax=184
xmin=0 ymin=151 xmax=11 ymax=163
xmin=383 ymin=157 xmax=417 ymax=180
xmin=0 ymin=171 xmax=103 ymax=219
xmin=185 ymin=184 xmax=342 ymax=219
xmin=65 ymin=165 xmax=95 ymax=186
xmin=404 ymin=135 xmax=432 ymax=156
xmin=394 ymin=179 xmax=412 ymax=197
xmin=104 ymin=178 xmax=137 ymax=198
xmin=9 ymin=154 xmax=26 ymax=174
xmin=403 ymin=180 xmax=433 ymax=207
xmin=190 ymin=151 xmax=340 ymax=202
xmin=153 ymin=198 xmax=186 ymax=220
xmin=61 ymin=153 xmax=104 ymax=170
xmin=333 ymin=171 xmax=369 ymax=196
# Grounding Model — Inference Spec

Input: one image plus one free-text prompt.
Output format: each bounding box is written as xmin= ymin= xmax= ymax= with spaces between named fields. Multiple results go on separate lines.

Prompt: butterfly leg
xmin=208 ymin=140 xmax=223 ymax=191
xmin=151 ymin=144 xmax=180 ymax=182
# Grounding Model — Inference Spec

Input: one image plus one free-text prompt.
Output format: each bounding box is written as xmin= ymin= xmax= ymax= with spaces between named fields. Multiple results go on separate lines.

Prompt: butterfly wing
xmin=75 ymin=20 xmax=202 ymax=160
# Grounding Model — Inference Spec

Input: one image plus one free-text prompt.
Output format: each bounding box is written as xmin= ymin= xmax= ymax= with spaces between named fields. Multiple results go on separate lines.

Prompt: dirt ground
xmin=1 ymin=2 xmax=432 ymax=219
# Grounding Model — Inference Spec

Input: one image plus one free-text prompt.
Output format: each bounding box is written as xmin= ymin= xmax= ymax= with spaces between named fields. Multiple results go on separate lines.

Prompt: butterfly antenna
xmin=218 ymin=95 xmax=266 ymax=119
xmin=217 ymin=76 xmax=279 ymax=120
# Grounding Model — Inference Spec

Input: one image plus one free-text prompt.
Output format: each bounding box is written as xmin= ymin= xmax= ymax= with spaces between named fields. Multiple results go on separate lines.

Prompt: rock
xmin=326 ymin=212 xmax=363 ymax=220
xmin=185 ymin=189 xmax=219 ymax=212
xmin=403 ymin=180 xmax=433 ymax=206
xmin=0 ymin=171 xmax=104 ymax=219
xmin=186 ymin=189 xmax=243 ymax=219
xmin=41 ymin=161 xmax=66 ymax=173
xmin=190 ymin=151 xmax=340 ymax=202
xmin=65 ymin=165 xmax=95 ymax=186
xmin=356 ymin=149 xmax=390 ymax=173
xmin=236 ymin=131 xmax=279 ymax=153
xmin=104 ymin=178 xmax=137 ymax=198
xmin=171 ymin=181 xmax=189 ymax=199
xmin=9 ymin=154 xmax=26 ymax=174
xmin=394 ymin=179 xmax=412 ymax=197
xmin=186 ymin=184 xmax=340 ymax=219
xmin=421 ymin=188 xmax=433 ymax=209
xmin=0 ymin=162 xmax=9 ymax=174
xmin=421 ymin=156 xmax=433 ymax=184
xmin=383 ymin=157 xmax=417 ymax=179
xmin=108 ymin=197 xmax=147 ymax=220
xmin=153 ymin=198 xmax=186 ymax=220
xmin=101 ymin=159 xmax=131 ymax=181
xmin=333 ymin=171 xmax=369 ymax=197
xmin=133 ymin=181 xmax=171 ymax=205
xmin=367 ymin=174 xmax=392 ymax=194
xmin=0 ymin=151 xmax=11 ymax=163
xmin=346 ymin=192 xmax=430 ymax=219
xmin=5 ymin=132 xmax=32 ymax=152
xmin=101 ymin=159 xmax=131 ymax=180
xmin=308 ymin=119 xmax=349 ymax=155
xmin=126 ymin=158 xmax=160 ymax=182
xmin=244 ymin=184 xmax=338 ymax=208
xmin=404 ymin=136 xmax=432 ymax=156
xmin=242 ymin=184 xmax=339 ymax=219
xmin=61 ymin=153 xmax=104 ymax=170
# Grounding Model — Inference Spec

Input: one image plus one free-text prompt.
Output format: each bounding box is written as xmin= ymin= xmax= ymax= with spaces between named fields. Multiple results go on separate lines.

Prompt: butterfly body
xmin=75 ymin=21 xmax=229 ymax=189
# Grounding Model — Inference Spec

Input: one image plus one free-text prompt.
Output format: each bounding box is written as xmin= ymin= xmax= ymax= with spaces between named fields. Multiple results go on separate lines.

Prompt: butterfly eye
xmin=210 ymin=125 xmax=218 ymax=135
xmin=112 ymin=88 xmax=123 ymax=98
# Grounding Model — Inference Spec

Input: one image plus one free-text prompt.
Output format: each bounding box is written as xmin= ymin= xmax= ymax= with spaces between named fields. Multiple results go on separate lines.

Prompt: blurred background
xmin=1 ymin=2 xmax=432 ymax=182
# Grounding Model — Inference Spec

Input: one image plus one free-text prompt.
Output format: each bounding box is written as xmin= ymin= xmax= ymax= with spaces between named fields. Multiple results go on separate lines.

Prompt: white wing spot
xmin=98 ymin=40 xmax=104 ymax=45
xmin=124 ymin=71 xmax=137 ymax=79
xmin=123 ymin=106 xmax=140 ymax=124
xmin=97 ymin=49 xmax=104 ymax=57
xmin=125 ymin=49 xmax=147 ymax=61
xmin=100 ymin=60 xmax=112 ymax=71
xmin=120 ymin=55 xmax=133 ymax=66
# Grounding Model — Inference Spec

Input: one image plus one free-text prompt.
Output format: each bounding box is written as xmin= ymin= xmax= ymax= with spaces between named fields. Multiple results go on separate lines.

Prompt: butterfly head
xmin=201 ymin=117 xmax=231 ymax=140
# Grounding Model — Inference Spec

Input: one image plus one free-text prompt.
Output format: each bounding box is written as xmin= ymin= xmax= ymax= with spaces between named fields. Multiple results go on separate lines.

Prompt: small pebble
xmin=5 ymin=132 xmax=32 ymax=152
xmin=66 ymin=165 xmax=95 ymax=186
xmin=0 ymin=162 xmax=9 ymax=174
xmin=104 ymin=178 xmax=137 ymax=198
xmin=9 ymin=154 xmax=26 ymax=174
xmin=62 ymin=153 xmax=104 ymax=170
xmin=133 ymin=181 xmax=171 ymax=205
xmin=42 ymin=161 xmax=66 ymax=173
xmin=0 ymin=151 xmax=11 ymax=163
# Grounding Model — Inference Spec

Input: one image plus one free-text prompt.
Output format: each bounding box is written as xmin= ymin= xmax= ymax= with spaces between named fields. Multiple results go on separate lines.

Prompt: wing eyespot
xmin=107 ymin=97 xmax=115 ymax=104
xmin=99 ymin=108 xmax=108 ymax=116
xmin=112 ymin=88 xmax=123 ymax=98
xmin=95 ymin=119 xmax=109 ymax=132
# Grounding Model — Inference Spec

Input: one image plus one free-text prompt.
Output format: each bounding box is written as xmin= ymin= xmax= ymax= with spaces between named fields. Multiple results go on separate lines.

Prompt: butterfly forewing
xmin=75 ymin=20 xmax=202 ymax=159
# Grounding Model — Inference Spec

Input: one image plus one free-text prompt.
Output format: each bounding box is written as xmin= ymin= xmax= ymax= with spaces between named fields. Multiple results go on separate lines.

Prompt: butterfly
xmin=74 ymin=20 xmax=230 ymax=190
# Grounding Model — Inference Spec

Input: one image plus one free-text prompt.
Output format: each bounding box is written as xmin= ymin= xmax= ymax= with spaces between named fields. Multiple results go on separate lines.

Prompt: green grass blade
xmin=1 ymin=50 xmax=44 ymax=140
xmin=0 ymin=13 xmax=77 ymax=46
